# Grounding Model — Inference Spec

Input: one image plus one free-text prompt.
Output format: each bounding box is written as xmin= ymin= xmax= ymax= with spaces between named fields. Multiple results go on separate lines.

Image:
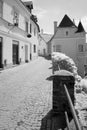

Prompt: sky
xmin=23 ymin=0 xmax=87 ymax=34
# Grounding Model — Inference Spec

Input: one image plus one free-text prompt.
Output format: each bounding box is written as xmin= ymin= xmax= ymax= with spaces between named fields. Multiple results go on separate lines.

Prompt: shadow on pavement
xmin=40 ymin=109 xmax=67 ymax=130
xmin=40 ymin=109 xmax=76 ymax=130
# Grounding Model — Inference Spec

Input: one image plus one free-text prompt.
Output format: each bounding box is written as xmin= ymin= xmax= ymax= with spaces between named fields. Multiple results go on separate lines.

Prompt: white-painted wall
xmin=3 ymin=36 xmax=12 ymax=65
xmin=51 ymin=27 xmax=86 ymax=77
xmin=38 ymin=36 xmax=47 ymax=56
xmin=29 ymin=20 xmax=39 ymax=60
xmin=3 ymin=0 xmax=31 ymax=28
xmin=0 ymin=0 xmax=39 ymax=68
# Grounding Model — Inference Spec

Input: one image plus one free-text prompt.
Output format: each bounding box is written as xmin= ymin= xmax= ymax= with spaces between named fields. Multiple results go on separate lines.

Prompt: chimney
xmin=54 ymin=21 xmax=57 ymax=34
xmin=41 ymin=29 xmax=44 ymax=34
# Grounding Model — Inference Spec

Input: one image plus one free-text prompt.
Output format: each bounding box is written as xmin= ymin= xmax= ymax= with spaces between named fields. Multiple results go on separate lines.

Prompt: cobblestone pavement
xmin=0 ymin=57 xmax=52 ymax=130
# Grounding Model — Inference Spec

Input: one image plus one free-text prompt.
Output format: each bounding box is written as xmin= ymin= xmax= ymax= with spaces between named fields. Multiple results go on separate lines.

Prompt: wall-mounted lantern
xmin=13 ymin=16 xmax=18 ymax=27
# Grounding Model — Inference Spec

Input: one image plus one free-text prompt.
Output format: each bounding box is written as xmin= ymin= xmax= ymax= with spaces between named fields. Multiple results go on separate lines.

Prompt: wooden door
xmin=13 ymin=44 xmax=19 ymax=64
xmin=25 ymin=45 xmax=28 ymax=62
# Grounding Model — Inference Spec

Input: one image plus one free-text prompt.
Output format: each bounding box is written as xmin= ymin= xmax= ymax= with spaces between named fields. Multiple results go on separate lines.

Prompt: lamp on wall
xmin=8 ymin=17 xmax=31 ymax=38
xmin=13 ymin=16 xmax=18 ymax=27
xmin=8 ymin=16 xmax=18 ymax=33
xmin=8 ymin=16 xmax=18 ymax=27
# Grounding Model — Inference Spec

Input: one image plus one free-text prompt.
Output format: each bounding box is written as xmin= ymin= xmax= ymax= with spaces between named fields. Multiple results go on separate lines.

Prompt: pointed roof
xmin=58 ymin=14 xmax=76 ymax=28
xmin=76 ymin=21 xmax=85 ymax=33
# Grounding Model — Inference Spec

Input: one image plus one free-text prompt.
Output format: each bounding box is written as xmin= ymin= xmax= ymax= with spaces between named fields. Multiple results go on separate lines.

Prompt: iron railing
xmin=64 ymin=84 xmax=82 ymax=130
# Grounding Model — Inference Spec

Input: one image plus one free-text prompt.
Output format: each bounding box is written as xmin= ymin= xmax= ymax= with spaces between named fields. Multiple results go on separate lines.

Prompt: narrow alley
xmin=0 ymin=57 xmax=52 ymax=130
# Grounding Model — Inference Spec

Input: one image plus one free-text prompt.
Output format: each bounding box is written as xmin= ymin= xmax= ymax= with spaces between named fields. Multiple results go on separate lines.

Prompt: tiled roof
xmin=76 ymin=21 xmax=85 ymax=33
xmin=58 ymin=14 xmax=76 ymax=28
xmin=40 ymin=34 xmax=53 ymax=43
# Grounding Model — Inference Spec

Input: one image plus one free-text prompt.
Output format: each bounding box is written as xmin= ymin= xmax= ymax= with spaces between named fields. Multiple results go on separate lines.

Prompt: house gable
xmin=50 ymin=15 xmax=86 ymax=41
xmin=58 ymin=14 xmax=76 ymax=28
xmin=53 ymin=27 xmax=77 ymax=39
xmin=49 ymin=14 xmax=86 ymax=77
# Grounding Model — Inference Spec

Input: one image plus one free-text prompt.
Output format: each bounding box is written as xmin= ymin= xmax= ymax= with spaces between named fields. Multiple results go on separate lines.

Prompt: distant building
xmin=0 ymin=0 xmax=40 ymax=69
xmin=49 ymin=14 xmax=86 ymax=77
xmin=38 ymin=29 xmax=52 ymax=56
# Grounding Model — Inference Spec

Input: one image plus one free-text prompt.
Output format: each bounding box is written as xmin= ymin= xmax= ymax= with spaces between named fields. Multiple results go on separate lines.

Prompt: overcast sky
xmin=23 ymin=0 xmax=87 ymax=34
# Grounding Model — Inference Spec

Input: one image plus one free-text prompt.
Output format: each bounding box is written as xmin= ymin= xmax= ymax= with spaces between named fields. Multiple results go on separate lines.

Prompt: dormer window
xmin=23 ymin=1 xmax=33 ymax=13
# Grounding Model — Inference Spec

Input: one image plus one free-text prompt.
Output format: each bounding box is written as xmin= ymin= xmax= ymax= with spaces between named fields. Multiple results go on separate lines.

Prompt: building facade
xmin=50 ymin=15 xmax=86 ymax=77
xmin=0 ymin=0 xmax=40 ymax=69
xmin=38 ymin=29 xmax=52 ymax=57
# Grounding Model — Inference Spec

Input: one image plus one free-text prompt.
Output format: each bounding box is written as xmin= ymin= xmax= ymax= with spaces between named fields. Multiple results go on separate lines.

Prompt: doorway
xmin=25 ymin=45 xmax=28 ymax=62
xmin=12 ymin=41 xmax=19 ymax=65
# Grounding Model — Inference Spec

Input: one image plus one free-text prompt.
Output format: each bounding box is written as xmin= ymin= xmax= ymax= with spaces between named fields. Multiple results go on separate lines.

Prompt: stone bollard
xmin=53 ymin=70 xmax=75 ymax=115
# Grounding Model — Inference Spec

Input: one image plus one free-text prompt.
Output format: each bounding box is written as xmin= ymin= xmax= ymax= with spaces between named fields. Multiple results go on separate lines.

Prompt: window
xmin=30 ymin=23 xmax=32 ymax=33
xmin=0 ymin=37 xmax=3 ymax=67
xmin=78 ymin=44 xmax=84 ymax=52
xmin=53 ymin=45 xmax=56 ymax=52
xmin=85 ymin=44 xmax=87 ymax=52
xmin=33 ymin=45 xmax=36 ymax=53
xmin=13 ymin=11 xmax=19 ymax=26
xmin=0 ymin=0 xmax=3 ymax=17
xmin=25 ymin=21 xmax=28 ymax=33
xmin=66 ymin=31 xmax=68 ymax=36
xmin=56 ymin=45 xmax=61 ymax=52
xmin=84 ymin=65 xmax=87 ymax=75
xmin=86 ymin=58 xmax=87 ymax=64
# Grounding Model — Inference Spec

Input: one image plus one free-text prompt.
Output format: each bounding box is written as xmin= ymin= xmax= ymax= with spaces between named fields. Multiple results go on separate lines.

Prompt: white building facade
xmin=38 ymin=34 xmax=47 ymax=56
xmin=50 ymin=15 xmax=86 ymax=77
xmin=0 ymin=0 xmax=40 ymax=69
xmin=38 ymin=29 xmax=52 ymax=57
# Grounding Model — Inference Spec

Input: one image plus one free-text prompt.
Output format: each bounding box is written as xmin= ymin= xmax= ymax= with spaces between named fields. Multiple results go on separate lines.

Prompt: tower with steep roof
xmin=49 ymin=14 xmax=86 ymax=77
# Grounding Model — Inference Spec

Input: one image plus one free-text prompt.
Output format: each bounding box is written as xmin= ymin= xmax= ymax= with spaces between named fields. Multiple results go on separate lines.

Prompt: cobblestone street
xmin=0 ymin=57 xmax=52 ymax=130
